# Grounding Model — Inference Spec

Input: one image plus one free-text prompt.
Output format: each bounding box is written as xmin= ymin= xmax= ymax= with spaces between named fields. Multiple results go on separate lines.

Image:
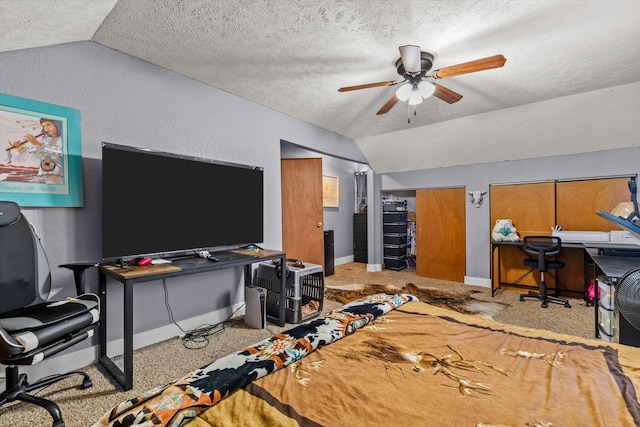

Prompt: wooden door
xmin=281 ymin=158 xmax=325 ymax=266
xmin=416 ymin=188 xmax=466 ymax=282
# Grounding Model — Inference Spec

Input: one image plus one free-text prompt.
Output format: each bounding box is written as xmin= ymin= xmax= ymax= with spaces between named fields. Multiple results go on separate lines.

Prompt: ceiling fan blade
xmin=431 ymin=54 xmax=506 ymax=79
xmin=376 ymin=94 xmax=400 ymax=115
xmin=338 ymin=81 xmax=397 ymax=92
xmin=433 ymin=84 xmax=463 ymax=104
xmin=399 ymin=45 xmax=422 ymax=73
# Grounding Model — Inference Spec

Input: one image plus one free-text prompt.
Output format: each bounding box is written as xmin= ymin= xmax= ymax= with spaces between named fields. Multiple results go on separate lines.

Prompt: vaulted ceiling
xmin=1 ymin=0 xmax=639 ymax=172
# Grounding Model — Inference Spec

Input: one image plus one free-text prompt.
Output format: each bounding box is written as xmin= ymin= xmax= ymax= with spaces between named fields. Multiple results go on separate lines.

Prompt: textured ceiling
xmin=1 ymin=0 xmax=640 ymax=170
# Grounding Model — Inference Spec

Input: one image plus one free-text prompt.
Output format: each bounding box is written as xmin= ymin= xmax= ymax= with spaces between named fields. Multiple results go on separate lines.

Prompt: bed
xmin=94 ymin=293 xmax=640 ymax=427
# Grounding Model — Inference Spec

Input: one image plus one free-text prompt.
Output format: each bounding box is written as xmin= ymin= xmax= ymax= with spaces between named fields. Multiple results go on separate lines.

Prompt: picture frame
xmin=323 ymin=175 xmax=339 ymax=208
xmin=0 ymin=93 xmax=83 ymax=207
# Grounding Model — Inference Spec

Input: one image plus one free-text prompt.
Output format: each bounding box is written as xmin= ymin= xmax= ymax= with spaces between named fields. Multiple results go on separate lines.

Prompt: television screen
xmin=102 ymin=143 xmax=263 ymax=260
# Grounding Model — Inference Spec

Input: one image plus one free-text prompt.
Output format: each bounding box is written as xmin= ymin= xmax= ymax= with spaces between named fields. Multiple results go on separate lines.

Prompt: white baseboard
xmin=2 ymin=302 xmax=246 ymax=385
xmin=464 ymin=276 xmax=492 ymax=288
xmin=335 ymin=255 xmax=353 ymax=266
xmin=367 ymin=263 xmax=382 ymax=272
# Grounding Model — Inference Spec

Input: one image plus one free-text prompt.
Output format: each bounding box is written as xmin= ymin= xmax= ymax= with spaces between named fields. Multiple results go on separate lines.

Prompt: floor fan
xmin=616 ymin=267 xmax=640 ymax=347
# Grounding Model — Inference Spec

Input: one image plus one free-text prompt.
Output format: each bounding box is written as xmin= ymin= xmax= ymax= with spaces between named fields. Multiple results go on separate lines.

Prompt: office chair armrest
xmin=0 ymin=326 xmax=23 ymax=359
xmin=59 ymin=262 xmax=99 ymax=295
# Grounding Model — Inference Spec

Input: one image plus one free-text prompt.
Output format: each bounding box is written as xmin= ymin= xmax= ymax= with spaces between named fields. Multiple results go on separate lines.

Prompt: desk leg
xmin=98 ymin=275 xmax=134 ymax=391
xmin=491 ymin=244 xmax=500 ymax=297
xmin=244 ymin=265 xmax=252 ymax=288
xmin=123 ymin=279 xmax=134 ymax=390
xmin=99 ymin=271 xmax=107 ymax=360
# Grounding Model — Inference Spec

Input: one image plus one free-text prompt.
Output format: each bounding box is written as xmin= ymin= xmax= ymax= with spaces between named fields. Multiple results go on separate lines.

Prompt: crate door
xmin=416 ymin=187 xmax=466 ymax=282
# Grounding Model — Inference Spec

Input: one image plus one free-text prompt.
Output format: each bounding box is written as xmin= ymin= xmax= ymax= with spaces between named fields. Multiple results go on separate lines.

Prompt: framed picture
xmin=323 ymin=175 xmax=339 ymax=208
xmin=0 ymin=93 xmax=83 ymax=207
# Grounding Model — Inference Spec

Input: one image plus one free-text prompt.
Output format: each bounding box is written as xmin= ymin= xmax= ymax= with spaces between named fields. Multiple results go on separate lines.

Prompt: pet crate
xmin=254 ymin=261 xmax=324 ymax=324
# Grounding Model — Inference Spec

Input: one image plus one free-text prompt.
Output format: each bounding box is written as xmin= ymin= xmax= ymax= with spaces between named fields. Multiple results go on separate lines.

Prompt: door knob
xmin=317 ymin=222 xmax=323 ymax=227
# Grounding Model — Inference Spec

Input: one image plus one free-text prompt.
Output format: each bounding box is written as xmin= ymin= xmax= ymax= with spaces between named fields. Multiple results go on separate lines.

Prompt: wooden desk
xmin=98 ymin=248 xmax=286 ymax=390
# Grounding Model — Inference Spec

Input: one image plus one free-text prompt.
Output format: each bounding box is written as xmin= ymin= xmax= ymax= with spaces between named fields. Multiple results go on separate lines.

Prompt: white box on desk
xmin=609 ymin=230 xmax=640 ymax=245
xmin=552 ymin=230 xmax=609 ymax=242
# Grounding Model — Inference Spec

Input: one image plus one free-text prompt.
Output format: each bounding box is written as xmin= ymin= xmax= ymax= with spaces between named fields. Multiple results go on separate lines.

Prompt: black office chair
xmin=0 ymin=201 xmax=100 ymax=427
xmin=519 ymin=235 xmax=571 ymax=308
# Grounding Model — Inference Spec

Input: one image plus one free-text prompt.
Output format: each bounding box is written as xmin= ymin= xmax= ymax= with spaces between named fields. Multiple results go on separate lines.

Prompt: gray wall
xmin=0 ymin=41 xmax=366 ymax=359
xmin=376 ymin=147 xmax=640 ymax=282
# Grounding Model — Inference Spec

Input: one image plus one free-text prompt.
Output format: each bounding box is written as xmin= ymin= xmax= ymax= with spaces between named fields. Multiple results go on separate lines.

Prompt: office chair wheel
xmin=541 ymin=300 xmax=548 ymax=308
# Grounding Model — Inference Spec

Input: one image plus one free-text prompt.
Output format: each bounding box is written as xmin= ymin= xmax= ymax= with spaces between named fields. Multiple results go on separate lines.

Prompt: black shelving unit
xmin=383 ymin=203 xmax=408 ymax=271
xmin=353 ymin=213 xmax=367 ymax=263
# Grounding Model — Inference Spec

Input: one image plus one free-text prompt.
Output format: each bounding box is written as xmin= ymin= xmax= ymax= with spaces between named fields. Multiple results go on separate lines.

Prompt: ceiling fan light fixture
xmin=398 ymin=45 xmax=421 ymax=74
xmin=395 ymin=83 xmax=412 ymax=101
xmin=408 ymin=90 xmax=423 ymax=106
xmin=418 ymin=81 xmax=435 ymax=99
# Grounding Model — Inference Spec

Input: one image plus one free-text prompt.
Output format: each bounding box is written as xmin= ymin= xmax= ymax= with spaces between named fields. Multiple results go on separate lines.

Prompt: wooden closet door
xmin=281 ymin=158 xmax=324 ymax=266
xmin=490 ymin=182 xmax=555 ymax=288
xmin=555 ymin=177 xmax=630 ymax=293
xmin=556 ymin=177 xmax=630 ymax=231
xmin=416 ymin=188 xmax=465 ymax=282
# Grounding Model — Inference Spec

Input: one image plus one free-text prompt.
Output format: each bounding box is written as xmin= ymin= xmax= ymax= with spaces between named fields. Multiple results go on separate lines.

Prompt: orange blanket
xmin=192 ymin=302 xmax=640 ymax=427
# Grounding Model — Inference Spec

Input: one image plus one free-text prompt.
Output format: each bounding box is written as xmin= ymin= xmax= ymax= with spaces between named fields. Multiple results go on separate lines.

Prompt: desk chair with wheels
xmin=520 ymin=235 xmax=571 ymax=308
xmin=0 ymin=201 xmax=100 ymax=427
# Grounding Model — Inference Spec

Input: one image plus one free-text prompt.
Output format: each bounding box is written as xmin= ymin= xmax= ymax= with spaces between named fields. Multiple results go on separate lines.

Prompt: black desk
xmin=98 ymin=248 xmax=286 ymax=390
xmin=591 ymin=254 xmax=640 ymax=338
xmin=490 ymin=240 xmax=587 ymax=297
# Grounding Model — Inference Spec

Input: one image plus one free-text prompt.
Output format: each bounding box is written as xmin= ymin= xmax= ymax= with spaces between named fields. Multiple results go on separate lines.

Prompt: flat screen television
xmin=102 ymin=142 xmax=263 ymax=261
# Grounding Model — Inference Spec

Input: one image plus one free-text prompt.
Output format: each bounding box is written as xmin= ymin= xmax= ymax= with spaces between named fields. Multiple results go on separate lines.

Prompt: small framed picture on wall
xmin=323 ymin=175 xmax=339 ymax=208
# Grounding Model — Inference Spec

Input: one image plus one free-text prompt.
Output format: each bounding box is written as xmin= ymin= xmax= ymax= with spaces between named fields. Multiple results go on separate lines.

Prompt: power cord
xmin=161 ymin=279 xmax=273 ymax=349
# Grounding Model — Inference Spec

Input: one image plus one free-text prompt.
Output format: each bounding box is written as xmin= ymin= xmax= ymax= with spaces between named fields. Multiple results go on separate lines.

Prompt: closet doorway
xmin=416 ymin=187 xmax=466 ymax=282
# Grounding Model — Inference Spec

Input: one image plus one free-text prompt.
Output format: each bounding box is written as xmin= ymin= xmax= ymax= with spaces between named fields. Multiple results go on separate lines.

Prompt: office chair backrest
xmin=0 ymin=201 xmax=50 ymax=314
xmin=523 ymin=235 xmax=562 ymax=271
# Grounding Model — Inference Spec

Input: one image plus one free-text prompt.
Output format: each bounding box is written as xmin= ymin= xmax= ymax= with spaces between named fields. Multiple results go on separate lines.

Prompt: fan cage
xmin=616 ymin=267 xmax=640 ymax=331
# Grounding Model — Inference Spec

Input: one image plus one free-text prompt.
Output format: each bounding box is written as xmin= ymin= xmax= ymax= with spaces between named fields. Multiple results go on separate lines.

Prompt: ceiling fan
xmin=338 ymin=45 xmax=506 ymax=120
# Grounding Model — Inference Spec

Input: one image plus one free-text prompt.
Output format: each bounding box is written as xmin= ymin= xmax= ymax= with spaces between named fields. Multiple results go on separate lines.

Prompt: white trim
xmin=464 ymin=276 xmax=492 ymax=288
xmin=367 ymin=263 xmax=382 ymax=272
xmin=335 ymin=255 xmax=353 ymax=266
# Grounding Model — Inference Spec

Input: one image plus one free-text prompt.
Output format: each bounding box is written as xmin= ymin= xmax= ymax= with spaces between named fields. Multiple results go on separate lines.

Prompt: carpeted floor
xmin=0 ymin=262 xmax=595 ymax=426
xmin=324 ymin=263 xmax=595 ymax=339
